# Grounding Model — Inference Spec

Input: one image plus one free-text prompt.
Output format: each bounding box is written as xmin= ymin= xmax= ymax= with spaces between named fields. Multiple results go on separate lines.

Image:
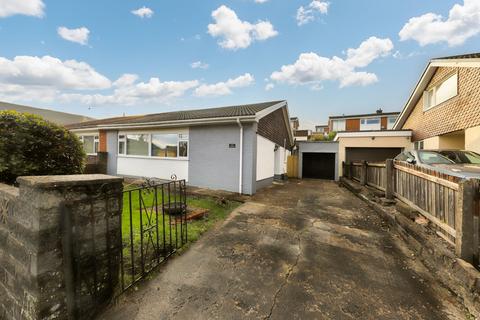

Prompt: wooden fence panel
xmin=287 ymin=155 xmax=298 ymax=178
xmin=351 ymin=163 xmax=362 ymax=181
xmin=367 ymin=163 xmax=386 ymax=191
xmin=393 ymin=161 xmax=460 ymax=244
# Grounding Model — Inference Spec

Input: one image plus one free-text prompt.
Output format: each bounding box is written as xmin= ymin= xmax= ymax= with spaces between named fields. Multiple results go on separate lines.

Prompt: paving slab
xmin=100 ymin=180 xmax=469 ymax=320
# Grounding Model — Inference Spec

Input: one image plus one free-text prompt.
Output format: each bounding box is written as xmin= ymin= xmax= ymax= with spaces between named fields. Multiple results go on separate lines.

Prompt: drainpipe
xmin=237 ymin=118 xmax=243 ymax=194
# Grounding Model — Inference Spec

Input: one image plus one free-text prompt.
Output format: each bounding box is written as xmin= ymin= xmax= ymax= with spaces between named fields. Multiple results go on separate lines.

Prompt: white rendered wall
xmin=256 ymin=135 xmax=275 ymax=181
xmin=274 ymin=146 xmax=287 ymax=175
xmin=117 ymin=157 xmax=188 ymax=181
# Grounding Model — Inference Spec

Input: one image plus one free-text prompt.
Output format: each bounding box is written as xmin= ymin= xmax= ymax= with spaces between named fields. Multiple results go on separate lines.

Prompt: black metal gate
xmin=119 ymin=180 xmax=187 ymax=292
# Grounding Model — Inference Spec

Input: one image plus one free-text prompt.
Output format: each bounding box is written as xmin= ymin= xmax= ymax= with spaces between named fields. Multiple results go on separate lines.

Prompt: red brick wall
xmin=99 ymin=130 xmax=107 ymax=152
xmin=402 ymin=66 xmax=480 ymax=142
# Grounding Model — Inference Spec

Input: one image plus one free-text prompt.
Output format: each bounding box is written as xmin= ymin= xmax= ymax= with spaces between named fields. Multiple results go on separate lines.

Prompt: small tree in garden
xmin=0 ymin=111 xmax=86 ymax=184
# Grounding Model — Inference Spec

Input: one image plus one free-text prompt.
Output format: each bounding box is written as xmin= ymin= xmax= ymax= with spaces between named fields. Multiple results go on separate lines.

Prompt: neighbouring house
xmin=294 ymin=129 xmax=311 ymax=141
xmin=394 ymin=53 xmax=480 ymax=154
xmin=315 ymin=125 xmax=329 ymax=134
xmin=329 ymin=109 xmax=399 ymax=132
xmin=290 ymin=117 xmax=299 ymax=130
xmin=0 ymin=101 xmax=93 ymax=125
xmin=67 ymin=100 xmax=294 ymax=195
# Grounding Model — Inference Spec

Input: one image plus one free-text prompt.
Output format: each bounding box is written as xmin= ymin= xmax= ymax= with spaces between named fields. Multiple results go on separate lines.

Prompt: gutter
xmin=69 ymin=115 xmax=258 ymax=132
xmin=237 ymin=118 xmax=243 ymax=194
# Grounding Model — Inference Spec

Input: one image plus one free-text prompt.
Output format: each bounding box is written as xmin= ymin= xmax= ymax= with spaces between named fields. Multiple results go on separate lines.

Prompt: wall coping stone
xmin=0 ymin=183 xmax=19 ymax=198
xmin=17 ymin=174 xmax=123 ymax=188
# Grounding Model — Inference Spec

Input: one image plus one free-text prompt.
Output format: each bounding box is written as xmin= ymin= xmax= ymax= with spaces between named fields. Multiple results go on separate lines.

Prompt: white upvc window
xmin=80 ymin=135 xmax=99 ymax=155
xmin=118 ymin=133 xmax=189 ymax=159
xmin=331 ymin=120 xmax=346 ymax=132
xmin=423 ymin=73 xmax=458 ymax=111
xmin=360 ymin=117 xmax=381 ymax=131
xmin=387 ymin=116 xmax=397 ymax=129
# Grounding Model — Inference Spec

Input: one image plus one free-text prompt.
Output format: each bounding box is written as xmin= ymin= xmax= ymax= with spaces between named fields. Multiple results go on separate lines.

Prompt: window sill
xmin=423 ymin=95 xmax=458 ymax=113
xmin=117 ymin=155 xmax=189 ymax=161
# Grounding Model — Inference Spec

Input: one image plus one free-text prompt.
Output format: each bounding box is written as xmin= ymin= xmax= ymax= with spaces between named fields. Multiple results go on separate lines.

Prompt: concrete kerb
xmin=340 ymin=177 xmax=480 ymax=318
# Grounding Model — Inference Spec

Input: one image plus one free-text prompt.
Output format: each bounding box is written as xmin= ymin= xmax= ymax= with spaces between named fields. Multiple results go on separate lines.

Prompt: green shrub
xmin=0 ymin=111 xmax=85 ymax=184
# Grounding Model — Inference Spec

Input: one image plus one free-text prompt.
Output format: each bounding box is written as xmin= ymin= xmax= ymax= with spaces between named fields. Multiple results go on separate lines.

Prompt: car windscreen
xmin=418 ymin=151 xmax=455 ymax=165
xmin=462 ymin=151 xmax=480 ymax=164
xmin=440 ymin=151 xmax=480 ymax=164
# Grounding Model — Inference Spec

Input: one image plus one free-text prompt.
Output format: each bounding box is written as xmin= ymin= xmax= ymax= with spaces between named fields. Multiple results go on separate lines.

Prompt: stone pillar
xmin=0 ymin=174 xmax=123 ymax=320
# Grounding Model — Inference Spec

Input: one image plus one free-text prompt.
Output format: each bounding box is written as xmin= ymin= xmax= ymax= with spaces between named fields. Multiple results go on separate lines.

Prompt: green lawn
xmin=119 ymin=184 xmax=241 ymax=289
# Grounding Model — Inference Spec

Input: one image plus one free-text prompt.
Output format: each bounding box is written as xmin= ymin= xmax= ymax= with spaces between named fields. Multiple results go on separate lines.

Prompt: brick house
xmin=394 ymin=53 xmax=480 ymax=153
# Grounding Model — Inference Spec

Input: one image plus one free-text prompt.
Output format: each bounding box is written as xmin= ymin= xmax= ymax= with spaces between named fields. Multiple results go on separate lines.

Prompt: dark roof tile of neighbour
xmin=433 ymin=53 xmax=480 ymax=60
xmin=329 ymin=111 xmax=400 ymax=120
xmin=67 ymin=100 xmax=285 ymax=129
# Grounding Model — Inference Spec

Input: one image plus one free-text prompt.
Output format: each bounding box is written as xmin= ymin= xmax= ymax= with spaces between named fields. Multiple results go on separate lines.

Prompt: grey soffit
xmin=67 ymin=100 xmax=286 ymax=129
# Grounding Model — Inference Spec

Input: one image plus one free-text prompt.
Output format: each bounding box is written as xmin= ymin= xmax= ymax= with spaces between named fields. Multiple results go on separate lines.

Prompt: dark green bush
xmin=0 ymin=111 xmax=85 ymax=184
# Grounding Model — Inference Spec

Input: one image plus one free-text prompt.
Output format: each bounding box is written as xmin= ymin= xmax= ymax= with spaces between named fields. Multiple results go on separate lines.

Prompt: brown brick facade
xmin=402 ymin=66 xmax=480 ymax=142
xmin=258 ymin=107 xmax=292 ymax=149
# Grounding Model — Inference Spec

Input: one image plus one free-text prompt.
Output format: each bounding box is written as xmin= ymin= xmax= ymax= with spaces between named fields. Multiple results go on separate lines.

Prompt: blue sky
xmin=0 ymin=0 xmax=479 ymax=128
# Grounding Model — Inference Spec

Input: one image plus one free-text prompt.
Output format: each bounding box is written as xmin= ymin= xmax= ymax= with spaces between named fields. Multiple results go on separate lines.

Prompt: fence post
xmin=455 ymin=179 xmax=476 ymax=263
xmin=360 ymin=161 xmax=367 ymax=186
xmin=347 ymin=161 xmax=352 ymax=180
xmin=385 ymin=159 xmax=394 ymax=200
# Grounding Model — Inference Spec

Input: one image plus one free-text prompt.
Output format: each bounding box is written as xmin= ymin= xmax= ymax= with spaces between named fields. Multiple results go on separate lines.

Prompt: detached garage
xmin=334 ymin=130 xmax=412 ymax=176
xmin=298 ymin=142 xmax=339 ymax=181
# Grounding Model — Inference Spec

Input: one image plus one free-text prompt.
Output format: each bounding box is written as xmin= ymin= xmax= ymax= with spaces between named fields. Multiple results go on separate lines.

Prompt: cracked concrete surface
xmin=100 ymin=180 xmax=469 ymax=320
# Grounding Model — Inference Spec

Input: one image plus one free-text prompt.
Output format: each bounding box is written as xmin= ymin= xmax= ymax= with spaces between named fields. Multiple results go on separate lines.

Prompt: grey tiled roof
xmin=67 ymin=100 xmax=285 ymax=129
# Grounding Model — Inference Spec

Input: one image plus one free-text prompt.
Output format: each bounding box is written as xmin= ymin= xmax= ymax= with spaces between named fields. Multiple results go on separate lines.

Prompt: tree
xmin=0 ymin=111 xmax=85 ymax=184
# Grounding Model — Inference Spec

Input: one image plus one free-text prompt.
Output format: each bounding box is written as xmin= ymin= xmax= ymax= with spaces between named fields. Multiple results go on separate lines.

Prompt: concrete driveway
xmin=102 ymin=180 xmax=468 ymax=320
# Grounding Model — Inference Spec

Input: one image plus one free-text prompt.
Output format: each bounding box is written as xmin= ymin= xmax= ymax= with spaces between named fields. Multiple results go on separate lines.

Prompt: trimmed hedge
xmin=0 ymin=111 xmax=85 ymax=184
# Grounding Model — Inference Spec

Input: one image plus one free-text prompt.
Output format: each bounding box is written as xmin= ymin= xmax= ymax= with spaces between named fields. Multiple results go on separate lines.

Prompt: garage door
xmin=302 ymin=153 xmax=336 ymax=180
xmin=345 ymin=148 xmax=402 ymax=163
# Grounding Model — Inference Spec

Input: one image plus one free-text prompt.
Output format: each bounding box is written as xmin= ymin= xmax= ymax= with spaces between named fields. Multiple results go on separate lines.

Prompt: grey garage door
xmin=346 ymin=147 xmax=403 ymax=163
xmin=302 ymin=153 xmax=336 ymax=180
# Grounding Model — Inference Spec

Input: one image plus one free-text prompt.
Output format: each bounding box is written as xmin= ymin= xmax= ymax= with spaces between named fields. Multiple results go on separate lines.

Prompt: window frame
xmin=423 ymin=72 xmax=458 ymax=112
xmin=117 ymin=132 xmax=189 ymax=160
xmin=360 ymin=117 xmax=381 ymax=131
xmin=331 ymin=119 xmax=346 ymax=132
xmin=79 ymin=135 xmax=99 ymax=155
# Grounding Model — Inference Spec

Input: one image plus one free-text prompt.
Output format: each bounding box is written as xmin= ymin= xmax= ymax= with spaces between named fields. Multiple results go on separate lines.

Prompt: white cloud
xmin=0 ymin=55 xmax=110 ymax=89
xmin=270 ymin=36 xmax=393 ymax=88
xmin=113 ymin=73 xmax=139 ymax=87
xmin=255 ymin=0 xmax=269 ymax=3
xmin=57 ymin=27 xmax=90 ymax=45
xmin=191 ymin=61 xmax=209 ymax=69
xmin=265 ymin=83 xmax=274 ymax=91
xmin=297 ymin=1 xmax=329 ymax=26
xmin=0 ymin=0 xmax=44 ymax=18
xmin=63 ymin=77 xmax=199 ymax=106
xmin=195 ymin=73 xmax=255 ymax=97
xmin=0 ymin=55 xmax=200 ymax=106
xmin=207 ymin=5 xmax=278 ymax=50
xmin=131 ymin=6 xmax=154 ymax=18
xmin=399 ymin=0 xmax=480 ymax=47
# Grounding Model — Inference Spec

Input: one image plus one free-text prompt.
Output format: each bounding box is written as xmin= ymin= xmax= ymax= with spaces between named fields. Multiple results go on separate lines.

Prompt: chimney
xmin=376 ymin=108 xmax=383 ymax=114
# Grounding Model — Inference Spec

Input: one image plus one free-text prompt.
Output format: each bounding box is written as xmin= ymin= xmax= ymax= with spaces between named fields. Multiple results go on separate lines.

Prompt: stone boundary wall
xmin=340 ymin=177 xmax=480 ymax=318
xmin=0 ymin=174 xmax=123 ymax=320
xmin=84 ymin=152 xmax=108 ymax=174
